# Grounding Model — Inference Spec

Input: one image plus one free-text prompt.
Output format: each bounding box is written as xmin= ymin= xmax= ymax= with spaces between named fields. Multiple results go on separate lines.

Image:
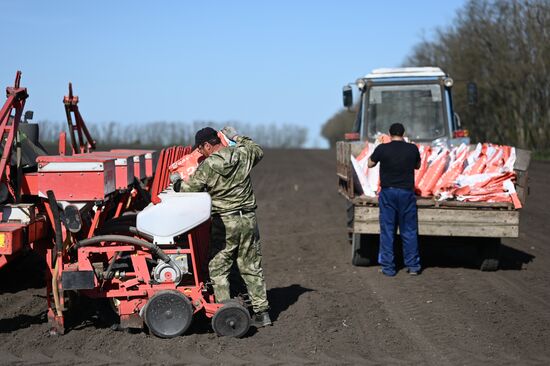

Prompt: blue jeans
xmin=378 ymin=188 xmax=421 ymax=275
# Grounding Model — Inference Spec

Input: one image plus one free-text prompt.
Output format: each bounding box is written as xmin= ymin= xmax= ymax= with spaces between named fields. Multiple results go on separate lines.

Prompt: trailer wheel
xmin=212 ymin=302 xmax=250 ymax=338
xmin=346 ymin=202 xmax=354 ymax=244
xmin=479 ymin=238 xmax=500 ymax=272
xmin=144 ymin=291 xmax=193 ymax=338
xmin=351 ymin=234 xmax=378 ymax=267
xmin=480 ymin=258 xmax=499 ymax=272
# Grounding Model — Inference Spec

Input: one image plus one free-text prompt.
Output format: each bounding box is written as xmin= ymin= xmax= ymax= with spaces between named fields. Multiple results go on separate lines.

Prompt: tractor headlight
xmin=356 ymin=79 xmax=366 ymax=91
xmin=444 ymin=77 xmax=454 ymax=87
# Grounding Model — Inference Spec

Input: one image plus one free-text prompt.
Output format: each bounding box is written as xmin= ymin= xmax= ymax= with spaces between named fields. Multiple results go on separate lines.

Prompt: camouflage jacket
xmin=177 ymin=136 xmax=263 ymax=214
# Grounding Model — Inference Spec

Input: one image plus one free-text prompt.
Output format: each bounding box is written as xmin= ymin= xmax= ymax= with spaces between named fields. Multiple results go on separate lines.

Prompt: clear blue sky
xmin=1 ymin=1 xmax=466 ymax=147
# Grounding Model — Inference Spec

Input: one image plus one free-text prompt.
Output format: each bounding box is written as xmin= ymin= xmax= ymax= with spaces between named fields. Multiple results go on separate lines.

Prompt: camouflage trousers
xmin=209 ymin=211 xmax=269 ymax=313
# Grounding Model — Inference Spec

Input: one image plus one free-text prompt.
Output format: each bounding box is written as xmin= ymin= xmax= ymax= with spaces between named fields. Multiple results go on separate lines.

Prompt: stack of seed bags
xmin=352 ymin=139 xmax=521 ymax=208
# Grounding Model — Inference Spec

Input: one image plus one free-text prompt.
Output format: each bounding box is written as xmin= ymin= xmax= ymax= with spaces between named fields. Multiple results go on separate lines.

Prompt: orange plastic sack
xmin=458 ymin=192 xmax=511 ymax=202
xmin=418 ymin=142 xmax=519 ymax=206
xmin=455 ymin=172 xmax=514 ymax=195
xmin=356 ymin=142 xmax=371 ymax=162
xmin=169 ymin=130 xmax=230 ymax=182
xmin=483 ymin=145 xmax=513 ymax=174
xmin=354 ymin=136 xmax=392 ymax=195
xmin=458 ymin=190 xmax=521 ymax=209
xmin=218 ymin=131 xmax=230 ymax=147
xmin=353 ymin=142 xmax=380 ymax=196
xmin=433 ymin=144 xmax=468 ymax=195
xmin=465 ymin=154 xmax=487 ymax=175
xmin=377 ymin=134 xmax=391 ymax=144
xmin=169 ymin=149 xmax=205 ymax=181
xmin=417 ymin=148 xmax=449 ymax=197
xmin=414 ymin=144 xmax=431 ymax=191
xmin=454 ymin=171 xmax=519 ymax=207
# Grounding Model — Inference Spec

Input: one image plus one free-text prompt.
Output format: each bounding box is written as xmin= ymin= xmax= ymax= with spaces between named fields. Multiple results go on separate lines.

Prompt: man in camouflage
xmin=171 ymin=126 xmax=271 ymax=327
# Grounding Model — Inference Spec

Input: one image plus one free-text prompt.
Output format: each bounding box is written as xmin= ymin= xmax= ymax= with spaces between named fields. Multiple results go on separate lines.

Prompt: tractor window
xmin=365 ymin=84 xmax=447 ymax=142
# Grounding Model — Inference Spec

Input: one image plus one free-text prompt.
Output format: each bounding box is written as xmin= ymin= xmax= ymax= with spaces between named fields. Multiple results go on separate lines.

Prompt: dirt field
xmin=1 ymin=149 xmax=549 ymax=365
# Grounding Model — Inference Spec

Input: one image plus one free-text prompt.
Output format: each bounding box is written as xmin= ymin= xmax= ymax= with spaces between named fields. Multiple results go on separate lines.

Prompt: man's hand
xmin=221 ymin=126 xmax=239 ymax=141
xmin=170 ymin=172 xmax=183 ymax=191
xmin=367 ymin=158 xmax=377 ymax=168
xmin=170 ymin=172 xmax=181 ymax=185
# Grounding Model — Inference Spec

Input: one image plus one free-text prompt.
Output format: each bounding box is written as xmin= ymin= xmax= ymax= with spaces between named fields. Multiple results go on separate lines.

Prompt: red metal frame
xmin=60 ymin=220 xmax=218 ymax=329
xmin=150 ymin=145 xmax=191 ymax=204
xmin=0 ymin=71 xmax=28 ymax=202
xmin=0 ymin=73 xmax=49 ymax=269
xmin=75 ymin=151 xmax=136 ymax=190
xmin=111 ymin=149 xmax=160 ymax=178
xmin=36 ymin=155 xmax=117 ymax=201
xmin=64 ymin=82 xmax=96 ymax=154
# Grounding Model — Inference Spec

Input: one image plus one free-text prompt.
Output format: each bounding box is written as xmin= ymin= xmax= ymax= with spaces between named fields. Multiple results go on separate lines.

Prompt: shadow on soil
xmin=0 ymin=312 xmax=46 ymax=333
xmin=363 ymin=235 xmax=534 ymax=271
xmin=418 ymin=238 xmax=534 ymax=270
xmin=267 ymin=284 xmax=314 ymax=322
xmin=62 ymin=297 xmax=121 ymax=334
xmin=190 ymin=284 xmax=314 ymax=336
xmin=0 ymin=253 xmax=45 ymax=294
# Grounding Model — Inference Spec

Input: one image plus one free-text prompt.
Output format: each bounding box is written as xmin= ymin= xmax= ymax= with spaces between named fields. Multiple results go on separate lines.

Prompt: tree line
xmin=322 ymin=0 xmax=550 ymax=153
xmin=37 ymin=120 xmax=308 ymax=149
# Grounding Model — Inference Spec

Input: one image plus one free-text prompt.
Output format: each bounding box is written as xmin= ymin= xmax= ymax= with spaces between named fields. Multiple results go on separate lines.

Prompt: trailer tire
xmin=351 ymin=234 xmax=378 ymax=267
xmin=479 ymin=238 xmax=500 ymax=272
xmin=346 ymin=202 xmax=354 ymax=244
xmin=480 ymin=258 xmax=499 ymax=272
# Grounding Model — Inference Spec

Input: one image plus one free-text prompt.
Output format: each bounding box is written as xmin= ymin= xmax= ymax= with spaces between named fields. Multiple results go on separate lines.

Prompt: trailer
xmin=337 ymin=67 xmax=531 ymax=271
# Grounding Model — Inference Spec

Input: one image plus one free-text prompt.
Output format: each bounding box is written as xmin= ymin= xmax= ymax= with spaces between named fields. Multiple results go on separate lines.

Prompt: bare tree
xmin=37 ymin=120 xmax=309 ymax=149
xmin=405 ymin=0 xmax=550 ymax=151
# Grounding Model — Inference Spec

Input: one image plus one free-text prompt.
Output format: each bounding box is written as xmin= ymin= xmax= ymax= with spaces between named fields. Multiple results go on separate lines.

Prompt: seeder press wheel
xmin=144 ymin=291 xmax=193 ymax=338
xmin=212 ymin=302 xmax=250 ymax=338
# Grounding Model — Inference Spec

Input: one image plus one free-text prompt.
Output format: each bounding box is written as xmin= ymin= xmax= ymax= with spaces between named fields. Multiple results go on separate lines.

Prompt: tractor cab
xmin=343 ymin=67 xmax=470 ymax=146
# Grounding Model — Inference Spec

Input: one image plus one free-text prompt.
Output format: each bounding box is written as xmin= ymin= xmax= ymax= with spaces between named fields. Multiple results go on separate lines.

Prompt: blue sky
xmin=1 ymin=1 xmax=466 ymax=147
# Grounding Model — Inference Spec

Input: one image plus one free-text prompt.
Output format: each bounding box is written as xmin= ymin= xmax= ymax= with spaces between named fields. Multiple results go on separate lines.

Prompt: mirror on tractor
xmin=24 ymin=110 xmax=34 ymax=122
xmin=342 ymin=85 xmax=353 ymax=108
xmin=467 ymin=82 xmax=478 ymax=106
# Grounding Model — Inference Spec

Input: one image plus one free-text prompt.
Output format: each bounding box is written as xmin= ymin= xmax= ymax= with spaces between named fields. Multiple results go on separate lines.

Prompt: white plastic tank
xmin=136 ymin=192 xmax=211 ymax=244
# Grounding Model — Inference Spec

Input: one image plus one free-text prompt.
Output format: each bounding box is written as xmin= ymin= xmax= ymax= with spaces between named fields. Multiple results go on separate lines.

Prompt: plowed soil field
xmin=1 ymin=149 xmax=549 ymax=365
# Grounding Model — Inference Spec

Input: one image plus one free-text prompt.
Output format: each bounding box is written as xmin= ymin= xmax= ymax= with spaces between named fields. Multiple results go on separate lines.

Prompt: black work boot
xmin=253 ymin=311 xmax=272 ymax=328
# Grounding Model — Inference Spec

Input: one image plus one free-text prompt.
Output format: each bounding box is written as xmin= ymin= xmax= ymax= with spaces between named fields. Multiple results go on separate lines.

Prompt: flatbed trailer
xmin=336 ymin=140 xmax=531 ymax=271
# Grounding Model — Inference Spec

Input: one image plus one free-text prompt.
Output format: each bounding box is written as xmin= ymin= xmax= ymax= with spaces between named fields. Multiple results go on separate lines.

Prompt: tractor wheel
xmin=212 ymin=302 xmax=250 ymax=338
xmin=144 ymin=291 xmax=193 ymax=338
xmin=351 ymin=233 xmax=379 ymax=267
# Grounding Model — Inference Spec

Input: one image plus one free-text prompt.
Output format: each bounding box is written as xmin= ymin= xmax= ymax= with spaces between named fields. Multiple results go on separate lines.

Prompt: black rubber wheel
xmin=480 ymin=258 xmax=499 ymax=271
xmin=346 ymin=202 xmax=355 ymax=244
xmin=144 ymin=291 xmax=193 ymax=338
xmin=212 ymin=302 xmax=250 ymax=338
xmin=351 ymin=234 xmax=379 ymax=267
xmin=478 ymin=238 xmax=500 ymax=272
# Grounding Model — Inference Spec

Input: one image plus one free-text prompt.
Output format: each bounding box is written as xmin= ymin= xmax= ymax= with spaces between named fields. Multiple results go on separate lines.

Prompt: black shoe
xmin=407 ymin=269 xmax=421 ymax=276
xmin=253 ymin=311 xmax=272 ymax=328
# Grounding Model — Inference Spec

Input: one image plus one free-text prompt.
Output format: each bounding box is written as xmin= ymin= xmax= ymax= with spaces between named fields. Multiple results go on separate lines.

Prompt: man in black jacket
xmin=368 ymin=123 xmax=421 ymax=276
